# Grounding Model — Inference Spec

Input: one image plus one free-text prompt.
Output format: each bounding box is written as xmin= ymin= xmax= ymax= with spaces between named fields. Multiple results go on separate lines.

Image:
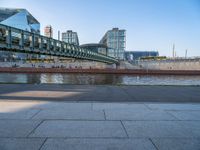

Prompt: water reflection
xmin=40 ymin=74 xmax=64 ymax=84
xmin=0 ymin=73 xmax=200 ymax=85
xmin=121 ymin=75 xmax=200 ymax=85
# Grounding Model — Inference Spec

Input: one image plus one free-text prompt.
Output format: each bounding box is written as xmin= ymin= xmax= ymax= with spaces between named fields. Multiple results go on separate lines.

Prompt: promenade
xmin=0 ymin=84 xmax=200 ymax=150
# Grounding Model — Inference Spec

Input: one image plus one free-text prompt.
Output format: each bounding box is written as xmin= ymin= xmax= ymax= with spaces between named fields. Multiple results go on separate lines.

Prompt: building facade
xmin=125 ymin=51 xmax=159 ymax=61
xmin=100 ymin=28 xmax=126 ymax=60
xmin=0 ymin=7 xmax=40 ymax=60
xmin=44 ymin=25 xmax=53 ymax=38
xmin=62 ymin=30 xmax=79 ymax=46
xmin=80 ymin=43 xmax=108 ymax=56
xmin=0 ymin=7 xmax=40 ymax=33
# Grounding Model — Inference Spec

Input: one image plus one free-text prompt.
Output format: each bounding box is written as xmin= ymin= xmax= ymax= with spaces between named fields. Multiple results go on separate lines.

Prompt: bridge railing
xmin=0 ymin=24 xmax=118 ymax=64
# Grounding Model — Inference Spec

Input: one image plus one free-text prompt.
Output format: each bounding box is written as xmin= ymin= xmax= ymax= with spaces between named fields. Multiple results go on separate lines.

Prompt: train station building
xmin=0 ymin=7 xmax=40 ymax=60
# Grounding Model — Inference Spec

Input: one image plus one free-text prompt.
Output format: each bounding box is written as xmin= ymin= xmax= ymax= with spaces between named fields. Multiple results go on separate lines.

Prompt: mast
xmin=172 ymin=44 xmax=175 ymax=58
xmin=185 ymin=49 xmax=188 ymax=58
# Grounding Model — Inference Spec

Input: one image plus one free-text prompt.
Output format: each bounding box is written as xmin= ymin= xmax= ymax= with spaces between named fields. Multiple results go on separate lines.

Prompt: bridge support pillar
xmin=6 ymin=27 xmax=12 ymax=48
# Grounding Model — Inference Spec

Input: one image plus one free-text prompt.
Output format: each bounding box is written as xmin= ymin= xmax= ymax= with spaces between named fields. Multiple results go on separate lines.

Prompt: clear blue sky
xmin=1 ymin=0 xmax=200 ymax=57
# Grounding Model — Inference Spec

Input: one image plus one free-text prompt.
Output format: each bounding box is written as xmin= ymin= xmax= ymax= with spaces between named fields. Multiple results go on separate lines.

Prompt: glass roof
xmin=0 ymin=8 xmax=39 ymax=24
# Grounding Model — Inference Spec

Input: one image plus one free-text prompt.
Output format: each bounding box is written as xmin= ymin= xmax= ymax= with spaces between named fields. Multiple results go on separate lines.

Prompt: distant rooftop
xmin=80 ymin=43 xmax=108 ymax=48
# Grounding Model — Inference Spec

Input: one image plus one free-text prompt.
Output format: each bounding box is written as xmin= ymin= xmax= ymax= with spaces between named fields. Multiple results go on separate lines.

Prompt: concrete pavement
xmin=0 ymin=84 xmax=200 ymax=102
xmin=0 ymin=84 xmax=200 ymax=149
xmin=0 ymin=101 xmax=200 ymax=150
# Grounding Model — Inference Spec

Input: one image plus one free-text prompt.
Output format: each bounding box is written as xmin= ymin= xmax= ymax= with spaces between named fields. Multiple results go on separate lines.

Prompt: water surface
xmin=0 ymin=73 xmax=200 ymax=85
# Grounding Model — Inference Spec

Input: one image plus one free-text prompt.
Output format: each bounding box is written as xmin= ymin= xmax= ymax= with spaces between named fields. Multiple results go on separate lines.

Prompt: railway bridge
xmin=0 ymin=24 xmax=118 ymax=64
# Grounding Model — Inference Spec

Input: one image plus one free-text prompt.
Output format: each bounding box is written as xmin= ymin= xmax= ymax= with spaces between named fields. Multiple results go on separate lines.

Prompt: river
xmin=0 ymin=73 xmax=200 ymax=85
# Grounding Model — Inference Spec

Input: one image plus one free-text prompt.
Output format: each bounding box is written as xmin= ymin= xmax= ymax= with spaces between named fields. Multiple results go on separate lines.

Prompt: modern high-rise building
xmin=100 ymin=28 xmax=126 ymax=60
xmin=80 ymin=43 xmax=108 ymax=56
xmin=0 ymin=7 xmax=40 ymax=60
xmin=44 ymin=25 xmax=53 ymax=38
xmin=62 ymin=30 xmax=79 ymax=46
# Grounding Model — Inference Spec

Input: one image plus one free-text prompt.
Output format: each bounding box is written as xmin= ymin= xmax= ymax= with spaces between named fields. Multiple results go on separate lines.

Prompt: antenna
xmin=58 ymin=30 xmax=60 ymax=40
xmin=185 ymin=49 xmax=188 ymax=58
xmin=172 ymin=44 xmax=175 ymax=58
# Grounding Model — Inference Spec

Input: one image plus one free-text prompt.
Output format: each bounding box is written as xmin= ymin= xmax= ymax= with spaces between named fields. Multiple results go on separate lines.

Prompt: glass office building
xmin=62 ymin=30 xmax=79 ymax=46
xmin=0 ymin=7 xmax=40 ymax=60
xmin=100 ymin=28 xmax=126 ymax=60
xmin=80 ymin=43 xmax=108 ymax=56
xmin=0 ymin=8 xmax=40 ymax=33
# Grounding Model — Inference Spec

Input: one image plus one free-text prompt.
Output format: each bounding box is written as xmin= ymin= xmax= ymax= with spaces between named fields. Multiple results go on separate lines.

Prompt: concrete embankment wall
xmin=0 ymin=61 xmax=116 ymax=69
xmin=138 ymin=59 xmax=200 ymax=70
xmin=117 ymin=61 xmax=141 ymax=69
xmin=1 ymin=67 xmax=200 ymax=75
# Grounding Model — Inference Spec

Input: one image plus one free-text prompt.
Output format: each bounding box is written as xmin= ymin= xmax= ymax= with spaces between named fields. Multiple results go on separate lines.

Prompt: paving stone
xmin=0 ymin=90 xmax=82 ymax=101
xmin=0 ymin=101 xmax=42 ymax=110
xmin=41 ymin=138 xmax=156 ymax=150
xmin=33 ymin=102 xmax=92 ymax=111
xmin=1 ymin=84 xmax=200 ymax=102
xmin=152 ymin=138 xmax=200 ymax=150
xmin=92 ymin=103 xmax=148 ymax=111
xmin=32 ymin=109 xmax=104 ymax=120
xmin=0 ymin=109 xmax=40 ymax=119
xmin=79 ymin=86 xmax=133 ymax=101
xmin=0 ymin=138 xmax=45 ymax=150
xmin=105 ymin=109 xmax=176 ymax=120
xmin=147 ymin=104 xmax=200 ymax=111
xmin=178 ymin=121 xmax=200 ymax=137
xmin=0 ymin=120 xmax=41 ymax=137
xmin=30 ymin=120 xmax=127 ymax=138
xmin=168 ymin=111 xmax=200 ymax=120
xmin=122 ymin=86 xmax=200 ymax=103
xmin=123 ymin=121 xmax=192 ymax=138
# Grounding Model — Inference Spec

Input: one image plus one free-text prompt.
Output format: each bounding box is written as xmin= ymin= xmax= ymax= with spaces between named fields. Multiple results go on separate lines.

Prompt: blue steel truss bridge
xmin=0 ymin=24 xmax=118 ymax=64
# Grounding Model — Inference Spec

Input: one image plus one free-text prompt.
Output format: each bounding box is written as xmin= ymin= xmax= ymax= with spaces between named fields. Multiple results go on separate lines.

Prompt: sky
xmin=1 ymin=0 xmax=200 ymax=57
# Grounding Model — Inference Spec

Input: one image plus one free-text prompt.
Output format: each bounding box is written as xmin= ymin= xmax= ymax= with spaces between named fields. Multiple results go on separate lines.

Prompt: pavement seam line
xmin=26 ymin=120 xmax=44 ymax=137
xmin=120 ymin=120 xmax=129 ymax=138
xmin=103 ymin=109 xmax=106 ymax=120
xmin=120 ymin=86 xmax=136 ymax=100
xmin=143 ymin=103 xmax=154 ymax=110
xmin=91 ymin=102 xmax=93 ymax=110
xmin=39 ymin=137 xmax=48 ymax=150
xmin=165 ymin=110 xmax=181 ymax=121
xmin=149 ymin=138 xmax=159 ymax=150
xmin=30 ymin=109 xmax=42 ymax=119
